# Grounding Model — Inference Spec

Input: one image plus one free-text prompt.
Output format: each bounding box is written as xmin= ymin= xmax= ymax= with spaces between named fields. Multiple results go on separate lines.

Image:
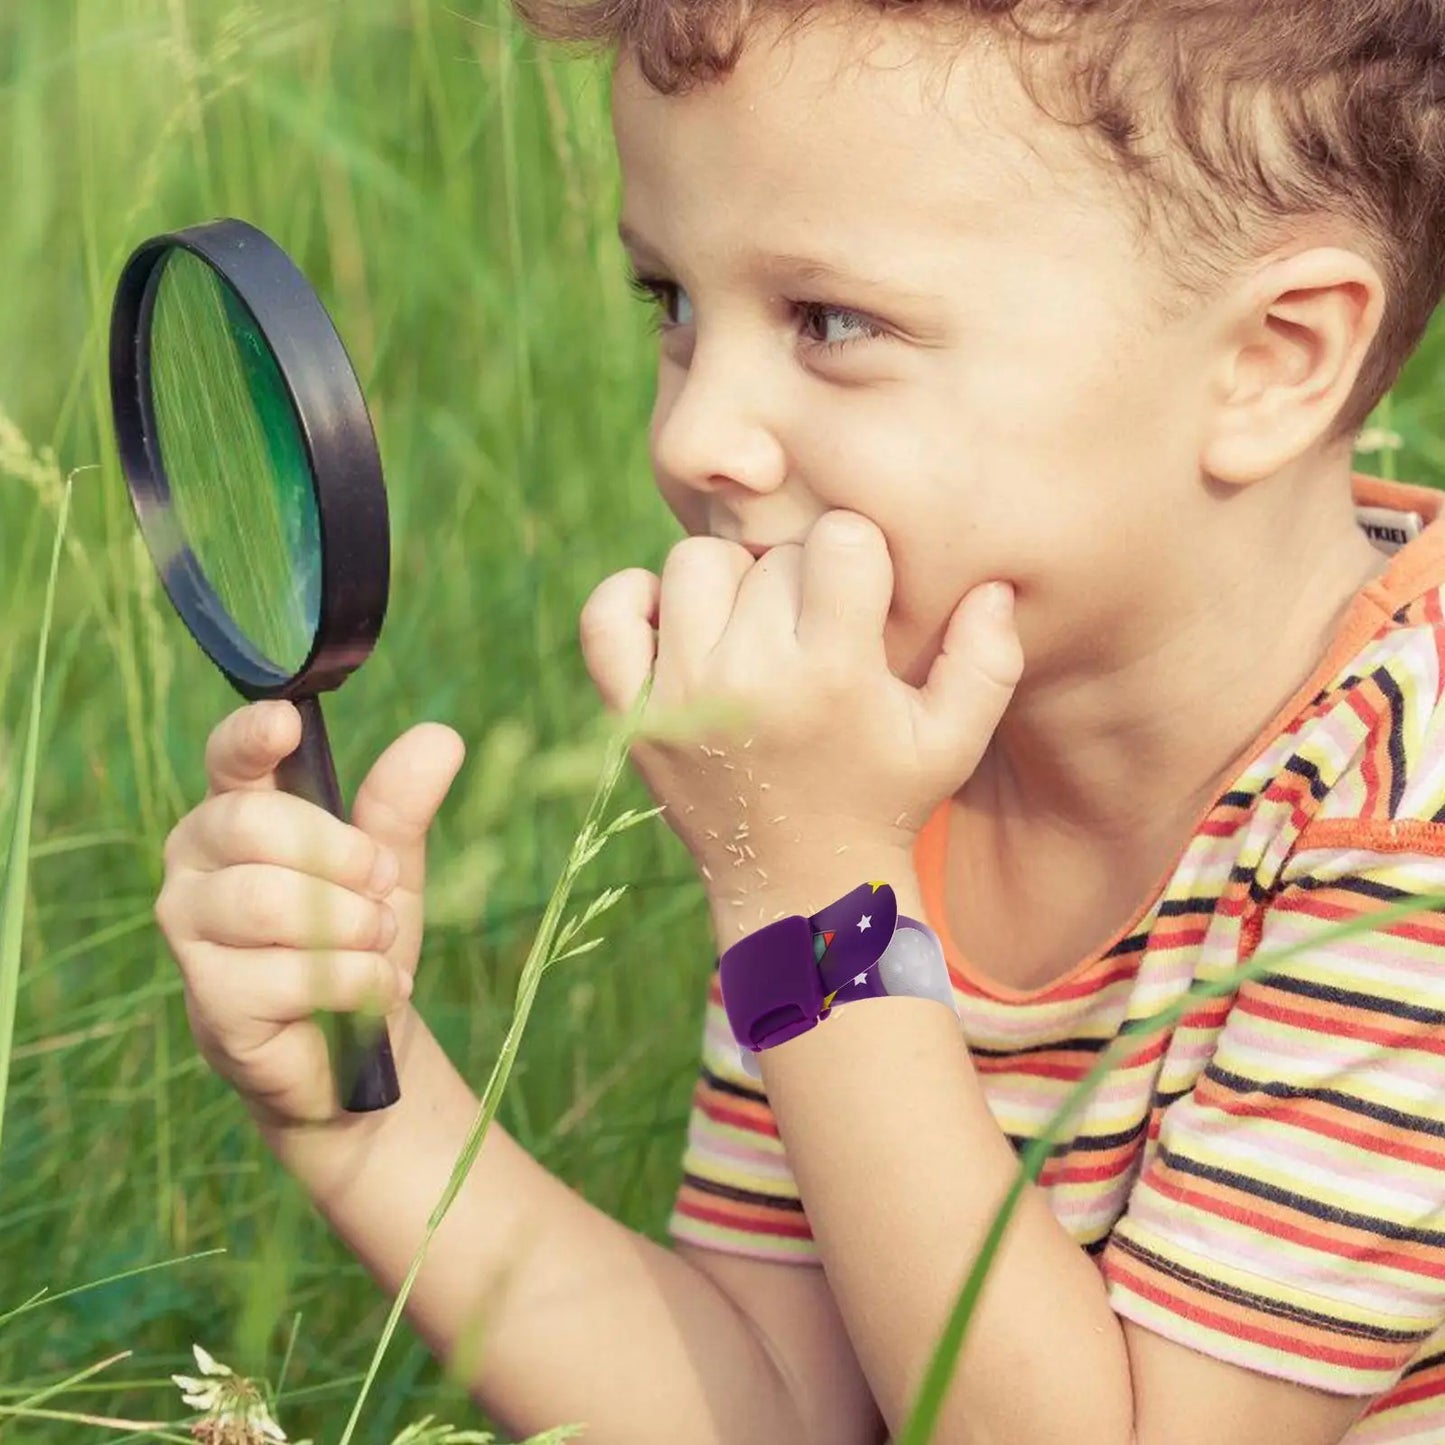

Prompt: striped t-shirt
xmin=668 ymin=474 xmax=1445 ymax=1441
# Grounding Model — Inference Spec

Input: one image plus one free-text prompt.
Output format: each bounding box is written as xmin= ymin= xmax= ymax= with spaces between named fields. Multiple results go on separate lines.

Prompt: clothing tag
xmin=1355 ymin=505 xmax=1424 ymax=555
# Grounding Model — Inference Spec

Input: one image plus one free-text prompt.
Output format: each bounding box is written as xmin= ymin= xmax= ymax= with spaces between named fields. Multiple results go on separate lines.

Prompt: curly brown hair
xmin=511 ymin=0 xmax=1445 ymax=439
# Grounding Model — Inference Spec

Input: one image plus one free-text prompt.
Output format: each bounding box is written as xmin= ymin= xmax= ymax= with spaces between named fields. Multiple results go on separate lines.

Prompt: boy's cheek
xmin=883 ymin=555 xmax=1032 ymax=689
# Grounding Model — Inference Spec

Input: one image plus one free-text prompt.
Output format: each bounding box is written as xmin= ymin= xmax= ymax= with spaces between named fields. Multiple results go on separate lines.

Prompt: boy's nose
xmin=651 ymin=345 xmax=788 ymax=499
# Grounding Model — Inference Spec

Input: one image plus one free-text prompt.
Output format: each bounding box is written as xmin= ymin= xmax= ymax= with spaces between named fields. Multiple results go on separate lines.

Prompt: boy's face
xmin=611 ymin=15 xmax=1223 ymax=690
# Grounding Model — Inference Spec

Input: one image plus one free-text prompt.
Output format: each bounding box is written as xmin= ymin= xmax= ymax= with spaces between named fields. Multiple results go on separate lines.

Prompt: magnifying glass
xmin=108 ymin=217 xmax=400 ymax=1112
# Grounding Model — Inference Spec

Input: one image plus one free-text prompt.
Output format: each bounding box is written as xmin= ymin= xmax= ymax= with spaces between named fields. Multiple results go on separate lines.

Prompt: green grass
xmin=1 ymin=2 xmax=1444 ymax=1440
xmin=0 ymin=3 xmax=695 ymax=1437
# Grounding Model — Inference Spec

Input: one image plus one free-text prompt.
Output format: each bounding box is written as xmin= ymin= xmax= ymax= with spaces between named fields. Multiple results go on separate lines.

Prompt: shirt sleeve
xmin=1101 ymin=824 xmax=1445 ymax=1396
xmin=666 ymin=968 xmax=822 ymax=1263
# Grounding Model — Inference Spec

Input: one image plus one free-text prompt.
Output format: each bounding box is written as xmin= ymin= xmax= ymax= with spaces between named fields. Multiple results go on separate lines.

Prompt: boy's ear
xmin=1200 ymin=246 xmax=1386 ymax=485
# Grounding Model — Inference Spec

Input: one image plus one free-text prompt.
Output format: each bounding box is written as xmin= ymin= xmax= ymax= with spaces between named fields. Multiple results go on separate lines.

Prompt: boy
xmin=154 ymin=1 xmax=1445 ymax=1440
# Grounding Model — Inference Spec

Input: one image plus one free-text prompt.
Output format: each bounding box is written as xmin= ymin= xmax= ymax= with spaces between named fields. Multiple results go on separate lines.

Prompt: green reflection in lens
xmin=149 ymin=248 xmax=321 ymax=675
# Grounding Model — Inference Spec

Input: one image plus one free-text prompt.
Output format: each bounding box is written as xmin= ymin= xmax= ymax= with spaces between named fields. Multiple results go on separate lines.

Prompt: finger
xmin=794 ymin=512 xmax=892 ymax=662
xmin=578 ymin=567 xmax=662 ymax=715
xmin=185 ymin=941 xmax=411 ymax=1024
xmin=655 ymin=537 xmax=751 ymax=690
xmin=183 ymin=864 xmax=397 ymax=951
xmin=912 ymin=582 xmax=1023 ymax=770
xmin=350 ymin=723 xmax=467 ymax=894
xmin=723 ymin=544 xmax=803 ymax=688
xmin=186 ymin=789 xmax=398 ymax=897
xmin=204 ymin=701 xmax=303 ymax=797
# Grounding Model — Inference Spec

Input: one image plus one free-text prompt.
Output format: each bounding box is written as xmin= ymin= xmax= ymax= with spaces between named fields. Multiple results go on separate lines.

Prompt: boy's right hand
xmin=156 ymin=700 xmax=466 ymax=1126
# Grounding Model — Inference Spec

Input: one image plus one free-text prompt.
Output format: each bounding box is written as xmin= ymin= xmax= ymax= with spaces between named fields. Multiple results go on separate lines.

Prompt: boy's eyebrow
xmin=616 ymin=220 xmax=939 ymax=303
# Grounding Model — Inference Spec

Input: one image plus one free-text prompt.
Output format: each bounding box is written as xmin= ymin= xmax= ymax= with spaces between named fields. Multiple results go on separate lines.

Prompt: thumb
xmin=913 ymin=582 xmax=1023 ymax=770
xmin=351 ymin=723 xmax=467 ymax=891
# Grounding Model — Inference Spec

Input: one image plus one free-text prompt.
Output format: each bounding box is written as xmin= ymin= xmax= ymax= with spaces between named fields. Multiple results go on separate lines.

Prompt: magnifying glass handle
xmin=275 ymin=695 xmax=402 ymax=1112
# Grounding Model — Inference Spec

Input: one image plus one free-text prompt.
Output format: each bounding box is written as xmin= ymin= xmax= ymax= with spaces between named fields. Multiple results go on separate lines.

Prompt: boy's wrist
xmin=713 ymin=863 xmax=947 ymax=1079
xmin=707 ymin=848 xmax=924 ymax=952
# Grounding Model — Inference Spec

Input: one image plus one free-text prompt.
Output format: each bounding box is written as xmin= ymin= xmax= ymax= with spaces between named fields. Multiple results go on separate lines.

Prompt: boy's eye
xmin=795 ymin=302 xmax=885 ymax=349
xmin=626 ymin=272 xmax=887 ymax=355
xmin=627 ymin=273 xmax=694 ymax=327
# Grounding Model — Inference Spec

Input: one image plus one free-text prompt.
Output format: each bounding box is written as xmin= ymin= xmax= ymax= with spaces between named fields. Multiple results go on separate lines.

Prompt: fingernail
xmin=983 ymin=582 xmax=1015 ymax=620
xmin=398 ymin=970 xmax=414 ymax=1000
xmin=370 ymin=848 xmax=399 ymax=897
xmin=828 ymin=514 xmax=872 ymax=546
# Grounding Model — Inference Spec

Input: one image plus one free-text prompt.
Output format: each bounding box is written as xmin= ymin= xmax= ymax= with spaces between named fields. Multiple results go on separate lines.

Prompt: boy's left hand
xmin=579 ymin=510 xmax=1023 ymax=903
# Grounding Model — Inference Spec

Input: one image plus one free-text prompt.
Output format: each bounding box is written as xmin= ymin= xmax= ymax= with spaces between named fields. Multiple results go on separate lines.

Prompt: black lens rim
xmin=109 ymin=217 xmax=389 ymax=697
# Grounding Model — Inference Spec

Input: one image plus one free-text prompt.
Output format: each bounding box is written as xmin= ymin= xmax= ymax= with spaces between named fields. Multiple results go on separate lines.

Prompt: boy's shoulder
xmin=1308 ymin=586 xmax=1445 ymax=825
xmin=1279 ymin=477 xmax=1445 ymax=837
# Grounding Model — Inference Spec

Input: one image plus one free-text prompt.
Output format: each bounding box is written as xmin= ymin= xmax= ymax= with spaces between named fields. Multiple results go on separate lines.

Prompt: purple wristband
xmin=718 ymin=882 xmax=951 ymax=1074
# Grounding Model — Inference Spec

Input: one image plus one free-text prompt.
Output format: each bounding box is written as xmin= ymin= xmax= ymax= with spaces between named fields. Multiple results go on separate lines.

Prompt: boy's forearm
xmin=251 ymin=1006 xmax=804 ymax=1445
xmin=733 ymin=863 xmax=1135 ymax=1445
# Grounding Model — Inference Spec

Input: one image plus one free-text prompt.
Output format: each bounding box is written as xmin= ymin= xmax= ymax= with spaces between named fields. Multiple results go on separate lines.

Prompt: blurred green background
xmin=0 ymin=2 xmax=706 ymax=1438
xmin=0 ymin=1 xmax=1442 ymax=1440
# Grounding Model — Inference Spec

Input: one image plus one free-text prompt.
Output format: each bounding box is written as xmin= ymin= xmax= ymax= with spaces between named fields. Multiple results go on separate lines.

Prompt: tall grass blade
xmin=0 ymin=1248 xmax=227 ymax=1330
xmin=0 ymin=474 xmax=72 ymax=1164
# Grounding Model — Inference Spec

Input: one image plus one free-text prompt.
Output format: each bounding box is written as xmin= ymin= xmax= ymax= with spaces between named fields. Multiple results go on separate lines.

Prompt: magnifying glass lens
xmin=149 ymin=248 xmax=321 ymax=675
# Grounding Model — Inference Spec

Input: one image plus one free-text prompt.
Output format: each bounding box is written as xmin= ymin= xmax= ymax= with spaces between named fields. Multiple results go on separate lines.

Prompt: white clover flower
xmin=170 ymin=1343 xmax=294 ymax=1444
